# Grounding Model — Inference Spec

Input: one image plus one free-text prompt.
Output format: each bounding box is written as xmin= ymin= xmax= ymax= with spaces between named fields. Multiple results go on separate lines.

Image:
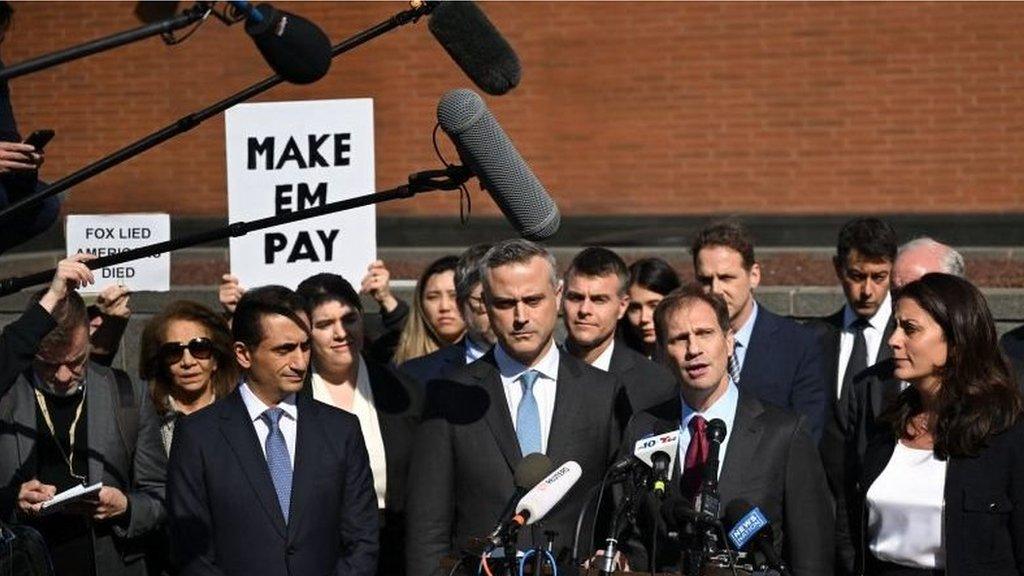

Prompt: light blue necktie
xmin=729 ymin=342 xmax=742 ymax=384
xmin=261 ymin=407 xmax=293 ymax=522
xmin=516 ymin=370 xmax=543 ymax=456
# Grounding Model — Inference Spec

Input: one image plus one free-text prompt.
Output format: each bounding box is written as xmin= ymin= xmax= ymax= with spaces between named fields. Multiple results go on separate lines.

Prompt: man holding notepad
xmin=0 ymin=270 xmax=167 ymax=576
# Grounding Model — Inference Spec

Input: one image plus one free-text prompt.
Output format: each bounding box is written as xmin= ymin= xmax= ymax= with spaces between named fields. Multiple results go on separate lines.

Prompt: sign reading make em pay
xmin=66 ymin=213 xmax=171 ymax=294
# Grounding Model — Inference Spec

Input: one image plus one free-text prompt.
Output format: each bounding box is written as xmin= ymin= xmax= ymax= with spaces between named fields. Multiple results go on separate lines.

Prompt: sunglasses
xmin=159 ymin=337 xmax=214 ymax=365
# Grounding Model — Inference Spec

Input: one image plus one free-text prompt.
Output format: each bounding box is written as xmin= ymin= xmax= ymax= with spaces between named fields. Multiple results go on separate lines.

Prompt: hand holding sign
xmin=360 ymin=260 xmax=398 ymax=313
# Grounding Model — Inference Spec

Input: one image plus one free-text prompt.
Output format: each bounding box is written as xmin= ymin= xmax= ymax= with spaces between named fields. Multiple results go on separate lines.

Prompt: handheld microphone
xmin=229 ymin=1 xmax=332 ymax=84
xmin=428 ymin=1 xmax=522 ymax=96
xmin=695 ymin=418 xmax=727 ymax=517
xmin=633 ymin=429 xmax=680 ymax=497
xmin=483 ymin=453 xmax=553 ymax=549
xmin=505 ymin=461 xmax=582 ymax=538
xmin=724 ymin=500 xmax=791 ymax=576
xmin=436 ymin=88 xmax=561 ymax=241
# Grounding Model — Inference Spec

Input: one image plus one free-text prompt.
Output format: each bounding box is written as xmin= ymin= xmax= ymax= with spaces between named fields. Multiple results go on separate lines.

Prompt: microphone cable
xmin=519 ymin=549 xmax=558 ymax=576
xmin=431 ymin=121 xmax=472 ymax=225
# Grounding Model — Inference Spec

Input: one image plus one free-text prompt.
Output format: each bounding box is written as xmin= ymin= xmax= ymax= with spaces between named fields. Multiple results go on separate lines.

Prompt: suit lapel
xmin=608 ymin=340 xmax=634 ymax=374
xmin=877 ymin=315 xmax=896 ymax=362
xmin=474 ymin=355 xmax=522 ymax=472
xmin=546 ymin=351 xmax=585 ymax=466
xmin=86 ymin=366 xmax=122 ymax=484
xmin=825 ymin=310 xmax=844 ymax=402
xmin=739 ymin=310 xmax=778 ymax=386
xmin=219 ymin=390 xmax=287 ymax=537
xmin=718 ymin=393 xmax=765 ymax=502
xmin=288 ymin=394 xmax=322 ymax=536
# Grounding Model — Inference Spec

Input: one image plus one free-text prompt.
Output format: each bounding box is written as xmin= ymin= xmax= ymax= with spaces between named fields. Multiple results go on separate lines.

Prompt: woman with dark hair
xmin=139 ymin=300 xmax=238 ymax=454
xmin=621 ymin=257 xmax=681 ymax=358
xmin=392 ymin=255 xmax=466 ymax=365
xmin=296 ymin=273 xmax=421 ymax=576
xmin=840 ymin=273 xmax=1024 ymax=576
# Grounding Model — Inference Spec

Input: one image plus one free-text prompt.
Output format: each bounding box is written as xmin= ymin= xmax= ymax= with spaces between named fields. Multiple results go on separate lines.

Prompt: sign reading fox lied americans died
xmin=224 ymin=99 xmax=376 ymax=290
xmin=65 ymin=213 xmax=171 ymax=294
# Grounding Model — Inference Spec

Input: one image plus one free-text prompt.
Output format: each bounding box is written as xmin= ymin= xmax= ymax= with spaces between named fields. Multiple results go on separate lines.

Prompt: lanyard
xmin=33 ymin=387 xmax=86 ymax=483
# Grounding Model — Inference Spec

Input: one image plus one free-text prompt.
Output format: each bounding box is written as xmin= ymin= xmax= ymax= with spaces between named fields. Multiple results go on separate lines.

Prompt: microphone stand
xmin=0 ymin=165 xmax=470 ymax=297
xmin=0 ymin=1 xmax=438 ymax=225
xmin=0 ymin=2 xmax=215 ymax=82
xmin=596 ymin=473 xmax=648 ymax=576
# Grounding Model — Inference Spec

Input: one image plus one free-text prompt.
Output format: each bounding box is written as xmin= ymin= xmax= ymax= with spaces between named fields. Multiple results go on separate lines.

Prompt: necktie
xmin=729 ymin=342 xmax=742 ymax=384
xmin=261 ymin=407 xmax=293 ymax=521
xmin=680 ymin=415 xmax=709 ymax=501
xmin=841 ymin=318 xmax=870 ymax=400
xmin=516 ymin=370 xmax=543 ymax=456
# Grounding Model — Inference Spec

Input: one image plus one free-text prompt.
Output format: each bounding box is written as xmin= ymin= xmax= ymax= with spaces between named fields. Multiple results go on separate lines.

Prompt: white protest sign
xmin=65 ymin=213 xmax=171 ymax=294
xmin=225 ymin=99 xmax=376 ymax=290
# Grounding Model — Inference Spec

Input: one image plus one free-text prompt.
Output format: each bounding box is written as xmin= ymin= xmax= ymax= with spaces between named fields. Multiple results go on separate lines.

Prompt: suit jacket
xmin=740 ymin=306 xmax=829 ymax=442
xmin=167 ymin=387 xmax=379 ymax=576
xmin=826 ymin=359 xmax=901 ymax=575
xmin=404 ymin=348 xmax=623 ymax=576
xmin=0 ymin=362 xmax=167 ymax=576
xmin=621 ymin=392 xmax=835 ymax=576
xmin=304 ymin=358 xmax=422 ymax=576
xmin=607 ymin=340 xmax=677 ymax=414
xmin=0 ymin=304 xmax=55 ymax=398
xmin=840 ymin=420 xmax=1024 ymax=576
xmin=399 ymin=339 xmax=468 ymax=387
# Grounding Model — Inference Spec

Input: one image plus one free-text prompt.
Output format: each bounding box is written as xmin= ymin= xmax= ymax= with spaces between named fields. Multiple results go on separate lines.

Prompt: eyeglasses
xmin=159 ymin=337 xmax=214 ymax=364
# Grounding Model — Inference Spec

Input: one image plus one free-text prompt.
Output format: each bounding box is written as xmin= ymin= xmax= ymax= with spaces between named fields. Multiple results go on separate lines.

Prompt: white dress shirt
xmin=836 ymin=291 xmax=894 ymax=397
xmin=465 ymin=336 xmax=491 ymax=364
xmin=311 ymin=355 xmax=388 ymax=509
xmin=732 ymin=302 xmax=759 ymax=374
xmin=590 ymin=339 xmax=616 ymax=372
xmin=495 ymin=340 xmax=560 ymax=454
xmin=677 ymin=381 xmax=740 ymax=477
xmin=867 ymin=441 xmax=947 ymax=569
xmin=239 ymin=382 xmax=298 ymax=469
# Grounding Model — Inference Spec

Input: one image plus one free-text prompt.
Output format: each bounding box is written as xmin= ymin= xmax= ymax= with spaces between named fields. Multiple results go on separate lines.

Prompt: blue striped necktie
xmin=261 ymin=407 xmax=293 ymax=521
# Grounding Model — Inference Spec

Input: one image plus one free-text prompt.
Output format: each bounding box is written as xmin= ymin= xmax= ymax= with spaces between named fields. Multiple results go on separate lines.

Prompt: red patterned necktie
xmin=680 ymin=415 xmax=709 ymax=501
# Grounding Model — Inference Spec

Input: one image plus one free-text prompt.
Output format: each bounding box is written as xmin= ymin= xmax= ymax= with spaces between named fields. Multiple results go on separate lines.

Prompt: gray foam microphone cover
xmin=436 ymin=88 xmax=560 ymax=241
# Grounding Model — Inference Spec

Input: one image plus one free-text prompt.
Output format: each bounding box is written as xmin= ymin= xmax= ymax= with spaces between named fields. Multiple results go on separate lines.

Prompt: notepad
xmin=40 ymin=482 xmax=102 ymax=515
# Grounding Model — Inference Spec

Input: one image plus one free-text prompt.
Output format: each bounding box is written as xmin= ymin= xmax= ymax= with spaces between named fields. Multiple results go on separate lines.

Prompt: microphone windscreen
xmin=428 ymin=1 xmax=521 ymax=96
xmin=436 ymin=88 xmax=560 ymax=241
xmin=134 ymin=1 xmax=179 ymax=24
xmin=708 ymin=418 xmax=727 ymax=442
xmin=516 ymin=461 xmax=582 ymax=525
xmin=247 ymin=4 xmax=332 ymax=84
xmin=723 ymin=498 xmax=754 ymax=528
xmin=514 ymin=453 xmax=554 ymax=490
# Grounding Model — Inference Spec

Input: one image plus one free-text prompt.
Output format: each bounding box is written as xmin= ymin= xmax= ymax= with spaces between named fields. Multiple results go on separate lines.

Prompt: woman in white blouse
xmin=840 ymin=273 xmax=1024 ymax=576
xmin=295 ymin=273 xmax=422 ymax=576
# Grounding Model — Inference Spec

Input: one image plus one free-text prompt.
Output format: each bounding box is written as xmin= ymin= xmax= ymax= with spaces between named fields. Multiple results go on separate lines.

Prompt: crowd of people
xmin=1 ymin=216 xmax=1023 ymax=576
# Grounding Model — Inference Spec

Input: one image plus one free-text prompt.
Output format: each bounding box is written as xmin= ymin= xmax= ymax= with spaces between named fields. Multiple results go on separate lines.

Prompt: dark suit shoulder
xmin=366 ymin=357 xmax=423 ymax=418
xmin=807 ymin=308 xmax=845 ymax=338
xmin=1000 ymin=324 xmax=1024 ymax=357
xmin=399 ymin=344 xmax=463 ymax=381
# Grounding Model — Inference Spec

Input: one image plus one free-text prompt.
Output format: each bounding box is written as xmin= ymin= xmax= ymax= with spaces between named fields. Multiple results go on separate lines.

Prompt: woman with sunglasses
xmin=839 ymin=273 xmax=1024 ymax=576
xmin=139 ymin=300 xmax=238 ymax=454
xmin=296 ymin=273 xmax=422 ymax=576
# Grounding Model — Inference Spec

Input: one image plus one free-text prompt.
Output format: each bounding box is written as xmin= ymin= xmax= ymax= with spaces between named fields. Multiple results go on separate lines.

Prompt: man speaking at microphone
xmin=405 ymin=239 xmax=624 ymax=576
xmin=620 ymin=284 xmax=833 ymax=575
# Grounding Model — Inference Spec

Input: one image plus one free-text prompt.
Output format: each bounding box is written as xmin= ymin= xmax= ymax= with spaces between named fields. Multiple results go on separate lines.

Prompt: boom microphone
xmin=230 ymin=1 xmax=332 ymax=84
xmin=724 ymin=499 xmax=791 ymax=576
xmin=428 ymin=1 xmax=522 ymax=96
xmin=436 ymin=88 xmax=561 ymax=241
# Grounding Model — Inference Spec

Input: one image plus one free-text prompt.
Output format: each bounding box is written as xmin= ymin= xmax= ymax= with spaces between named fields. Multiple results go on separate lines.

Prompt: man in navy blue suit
xmin=167 ymin=286 xmax=378 ymax=576
xmin=691 ymin=222 xmax=828 ymax=440
xmin=400 ymin=244 xmax=495 ymax=385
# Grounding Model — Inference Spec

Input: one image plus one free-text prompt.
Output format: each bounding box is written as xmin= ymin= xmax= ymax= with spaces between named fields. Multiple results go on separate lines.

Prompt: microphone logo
xmin=727 ymin=507 xmax=769 ymax=550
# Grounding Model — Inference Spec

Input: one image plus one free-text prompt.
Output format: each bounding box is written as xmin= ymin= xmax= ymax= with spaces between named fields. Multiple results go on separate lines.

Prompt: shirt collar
xmin=465 ymin=336 xmax=491 ymax=363
xmin=590 ymin=339 xmax=616 ymax=372
xmin=842 ymin=290 xmax=893 ymax=331
xmin=680 ymin=379 xmax=739 ymax=428
xmin=239 ymin=381 xmax=297 ymax=423
xmin=732 ymin=301 xmax=759 ymax=350
xmin=494 ymin=339 xmax=560 ymax=382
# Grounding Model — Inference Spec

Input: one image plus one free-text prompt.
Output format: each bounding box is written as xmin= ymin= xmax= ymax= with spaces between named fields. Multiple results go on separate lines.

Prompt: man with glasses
xmin=0 ymin=274 xmax=167 ymax=576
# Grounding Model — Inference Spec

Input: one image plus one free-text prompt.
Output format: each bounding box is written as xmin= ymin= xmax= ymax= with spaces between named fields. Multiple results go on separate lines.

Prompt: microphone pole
xmin=0 ymin=165 xmax=470 ymax=297
xmin=0 ymin=1 xmax=438 ymax=225
xmin=0 ymin=2 xmax=215 ymax=82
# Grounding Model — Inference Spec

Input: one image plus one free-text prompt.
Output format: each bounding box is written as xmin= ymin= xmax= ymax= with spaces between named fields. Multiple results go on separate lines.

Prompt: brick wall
xmin=4 ymin=2 xmax=1024 ymax=218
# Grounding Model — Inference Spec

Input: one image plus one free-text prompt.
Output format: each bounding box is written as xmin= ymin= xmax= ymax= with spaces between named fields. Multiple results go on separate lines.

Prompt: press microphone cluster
xmin=724 ymin=500 xmax=791 ymax=576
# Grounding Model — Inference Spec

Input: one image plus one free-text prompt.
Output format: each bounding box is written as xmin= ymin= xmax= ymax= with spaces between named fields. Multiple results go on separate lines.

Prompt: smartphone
xmin=23 ymin=129 xmax=55 ymax=151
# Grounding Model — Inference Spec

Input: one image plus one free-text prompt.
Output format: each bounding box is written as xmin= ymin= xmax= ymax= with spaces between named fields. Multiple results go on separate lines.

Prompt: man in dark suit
xmin=167 ymin=286 xmax=378 ymax=576
xmin=561 ymin=246 xmax=676 ymax=412
xmin=401 ymin=244 xmax=495 ymax=385
xmin=622 ymin=285 xmax=833 ymax=576
xmin=405 ymin=239 xmax=624 ymax=576
xmin=817 ymin=218 xmax=898 ymax=435
xmin=0 ymin=283 xmax=166 ymax=576
xmin=691 ymin=221 xmax=828 ymax=440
